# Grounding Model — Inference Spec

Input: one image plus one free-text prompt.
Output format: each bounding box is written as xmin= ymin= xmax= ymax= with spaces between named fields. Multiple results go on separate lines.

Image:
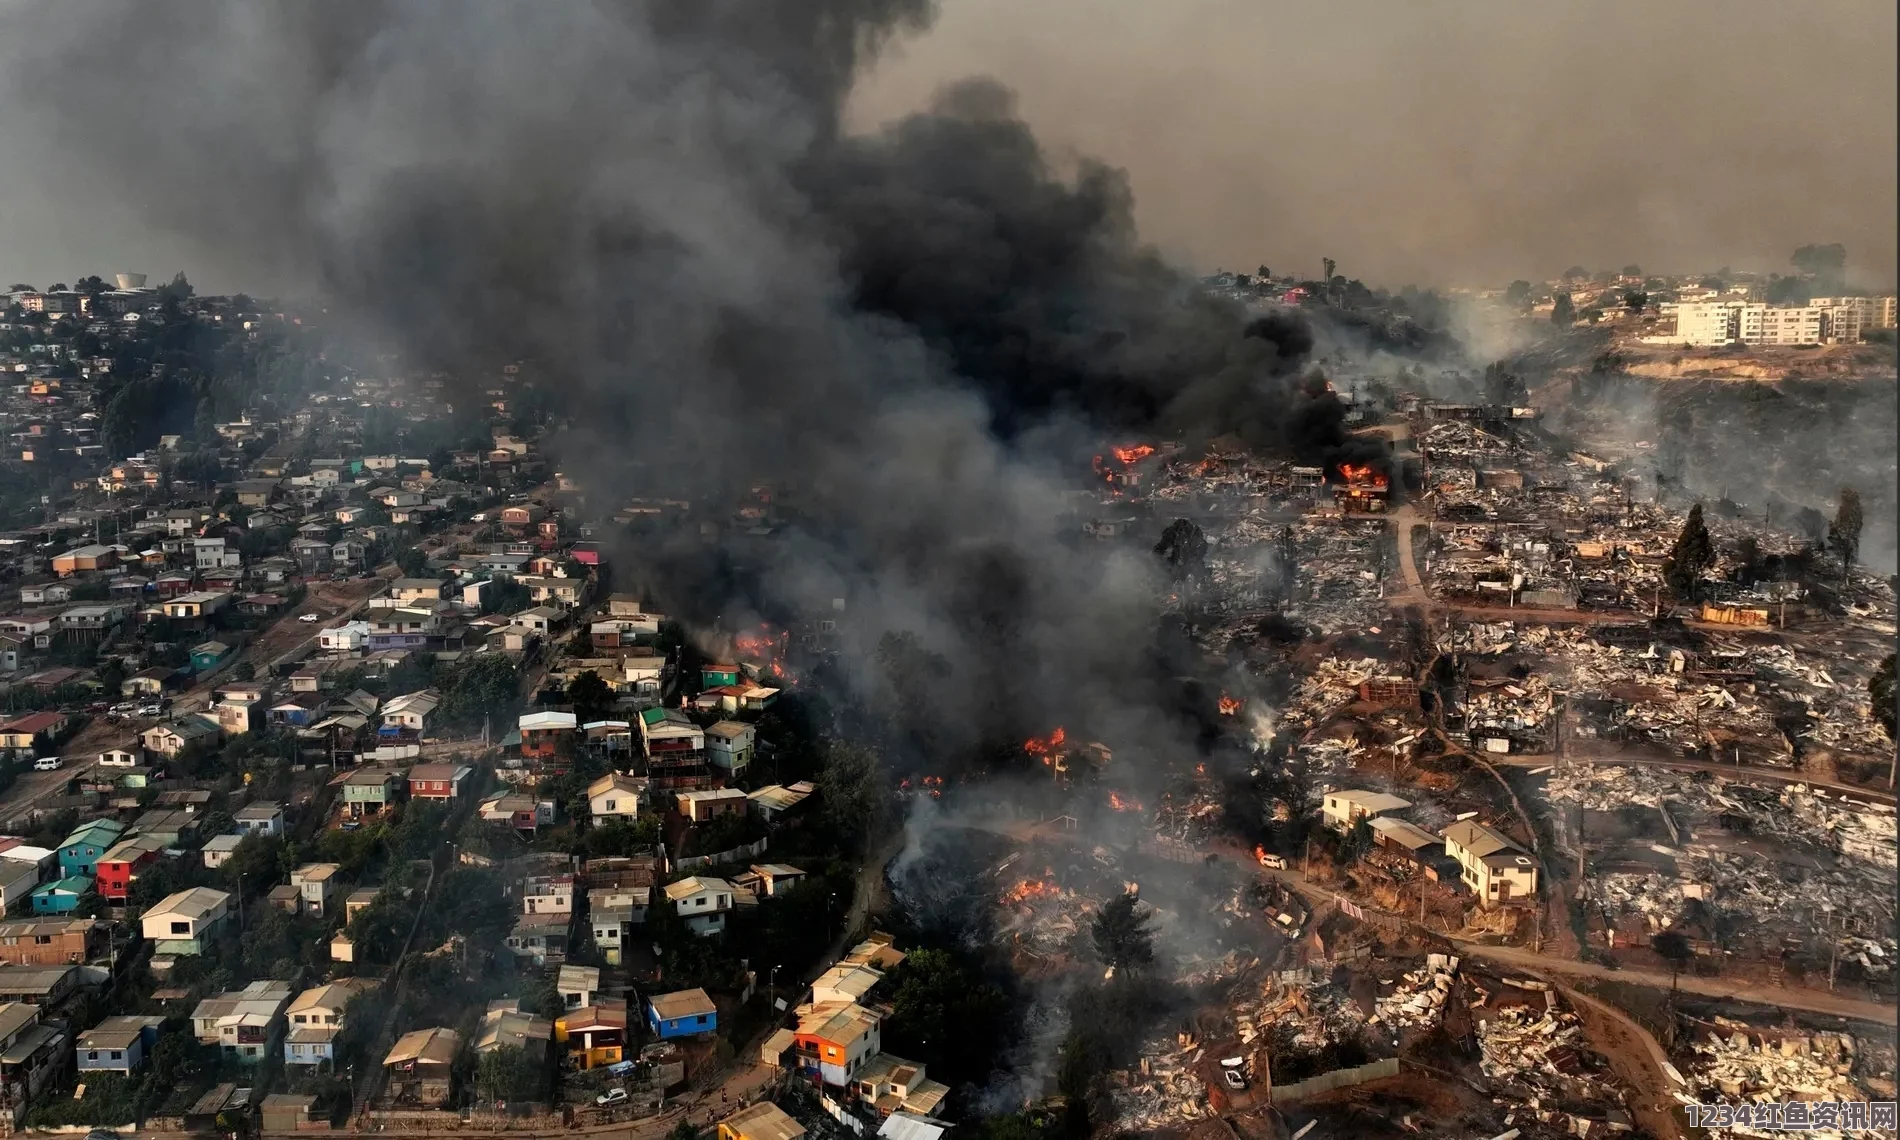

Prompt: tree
xmin=564 ymin=670 xmax=613 ymax=723
xmin=1790 ymin=242 xmax=1846 ymax=284
xmin=1091 ymin=892 xmax=1155 ymax=971
xmin=1503 ymin=280 xmax=1532 ymax=308
xmin=1652 ymin=930 xmax=1692 ymax=976
xmin=1561 ymin=265 xmax=1588 ymax=280
xmin=1621 ymin=264 xmax=1642 ymax=277
xmin=1663 ymin=504 xmax=1716 ymax=601
xmin=1698 ymin=275 xmax=1725 ymax=291
xmin=1153 ymin=518 xmax=1208 ymax=582
xmin=883 ymin=949 xmax=1009 ymax=1085
xmin=1870 ymin=654 xmax=1895 ymax=741
xmin=396 ymin=547 xmax=430 ymax=578
xmin=474 ymin=1044 xmax=545 ymax=1104
xmin=1256 ymin=264 xmax=1271 ymax=279
xmin=1550 ymin=292 xmax=1575 ymax=325
xmin=441 ymin=653 xmax=520 ymax=734
xmin=1624 ymin=289 xmax=1648 ymax=313
xmin=1826 ymin=487 xmax=1863 ymax=578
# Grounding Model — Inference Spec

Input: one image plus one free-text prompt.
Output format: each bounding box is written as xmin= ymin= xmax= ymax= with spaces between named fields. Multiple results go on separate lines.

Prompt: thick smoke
xmin=0 ymin=1 xmax=1358 ymax=776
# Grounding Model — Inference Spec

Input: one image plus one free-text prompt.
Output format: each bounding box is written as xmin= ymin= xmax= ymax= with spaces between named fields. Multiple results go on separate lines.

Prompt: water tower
xmin=113 ymin=272 xmax=147 ymax=290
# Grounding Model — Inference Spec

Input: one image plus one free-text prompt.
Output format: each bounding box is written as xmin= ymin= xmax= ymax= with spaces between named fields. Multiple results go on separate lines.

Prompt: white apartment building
xmin=1670 ymin=300 xmax=1839 ymax=347
xmin=1810 ymin=296 xmax=1899 ymax=343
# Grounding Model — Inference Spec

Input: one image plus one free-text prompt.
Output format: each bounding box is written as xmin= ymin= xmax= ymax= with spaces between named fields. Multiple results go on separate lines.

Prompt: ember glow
xmin=1254 ymin=845 xmax=1270 ymax=865
xmin=1107 ymin=790 xmax=1143 ymax=813
xmin=1217 ymin=694 xmax=1243 ymax=716
xmin=1003 ymin=871 xmax=1061 ymax=904
xmin=1111 ymin=444 xmax=1155 ymax=465
xmin=1024 ymin=726 xmax=1067 ymax=764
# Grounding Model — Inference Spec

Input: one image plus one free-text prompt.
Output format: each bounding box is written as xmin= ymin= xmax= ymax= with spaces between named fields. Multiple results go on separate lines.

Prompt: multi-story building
xmin=1441 ymin=820 xmax=1538 ymax=906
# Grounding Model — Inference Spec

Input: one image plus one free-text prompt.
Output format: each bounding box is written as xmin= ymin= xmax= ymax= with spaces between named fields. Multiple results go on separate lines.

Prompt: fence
xmin=1269 ymin=1057 xmax=1401 ymax=1104
xmin=674 ymin=837 xmax=768 ymax=873
xmin=816 ymin=1092 xmax=866 ymax=1135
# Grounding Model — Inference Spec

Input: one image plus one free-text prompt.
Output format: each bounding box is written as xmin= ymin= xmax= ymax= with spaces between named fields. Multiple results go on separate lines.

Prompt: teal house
xmin=58 ymin=819 xmax=126 ymax=876
xmin=31 ymin=876 xmax=90 ymax=915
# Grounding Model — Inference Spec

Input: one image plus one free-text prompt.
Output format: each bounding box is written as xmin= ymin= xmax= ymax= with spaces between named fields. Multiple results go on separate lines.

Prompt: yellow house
xmin=553 ymin=999 xmax=627 ymax=1070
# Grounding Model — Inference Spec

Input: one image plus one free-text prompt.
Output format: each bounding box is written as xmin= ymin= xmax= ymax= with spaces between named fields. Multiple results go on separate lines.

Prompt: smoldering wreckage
xmin=7 ymin=5 xmax=1893 ymax=1138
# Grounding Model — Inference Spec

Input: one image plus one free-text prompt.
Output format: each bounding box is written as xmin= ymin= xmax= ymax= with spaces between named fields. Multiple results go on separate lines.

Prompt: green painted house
xmin=339 ymin=768 xmax=401 ymax=819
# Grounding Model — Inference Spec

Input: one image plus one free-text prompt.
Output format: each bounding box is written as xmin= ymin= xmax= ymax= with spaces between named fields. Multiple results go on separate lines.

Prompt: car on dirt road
xmin=299 ymin=613 xmax=321 ymax=622
xmin=594 ymin=1089 xmax=627 ymax=1108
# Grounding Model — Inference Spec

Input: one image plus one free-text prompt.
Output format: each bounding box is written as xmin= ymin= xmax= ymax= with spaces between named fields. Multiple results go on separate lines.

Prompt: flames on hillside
xmin=1004 ymin=870 xmax=1062 ymax=904
xmin=1217 ymin=694 xmax=1243 ymax=716
xmin=1024 ymin=726 xmax=1067 ymax=764
xmin=1335 ymin=463 xmax=1389 ymax=489
xmin=1106 ymin=790 xmax=1143 ymax=813
xmin=1091 ymin=443 xmax=1156 ymax=491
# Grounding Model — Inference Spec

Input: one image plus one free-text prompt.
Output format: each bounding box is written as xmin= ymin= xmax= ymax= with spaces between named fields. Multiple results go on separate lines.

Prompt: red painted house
xmin=518 ymin=711 xmax=578 ymax=759
xmin=96 ymin=836 xmax=166 ymax=900
xmin=407 ymin=763 xmax=473 ymax=801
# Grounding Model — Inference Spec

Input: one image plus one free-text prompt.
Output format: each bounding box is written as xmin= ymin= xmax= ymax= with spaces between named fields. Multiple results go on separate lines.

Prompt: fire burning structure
xmin=1330 ymin=462 xmax=1390 ymax=513
xmin=1093 ymin=443 xmax=1158 ymax=492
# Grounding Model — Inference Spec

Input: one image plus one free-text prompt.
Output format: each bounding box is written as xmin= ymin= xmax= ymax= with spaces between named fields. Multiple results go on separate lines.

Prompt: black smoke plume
xmin=0 ymin=0 xmax=1365 ymax=775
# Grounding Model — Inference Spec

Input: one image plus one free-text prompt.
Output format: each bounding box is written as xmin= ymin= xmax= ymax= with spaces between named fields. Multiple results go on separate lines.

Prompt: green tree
xmin=565 ymin=670 xmax=613 ymax=723
xmin=1790 ymin=242 xmax=1846 ymax=286
xmin=1091 ymin=893 xmax=1155 ymax=971
xmin=883 ymin=948 xmax=1009 ymax=1085
xmin=1663 ymin=503 xmax=1715 ymax=601
xmin=1621 ymin=264 xmax=1642 ymax=277
xmin=1870 ymin=654 xmax=1895 ymax=741
xmin=397 ymin=547 xmax=430 ymax=578
xmin=441 ymin=654 xmax=521 ymax=734
xmin=1503 ymin=280 xmax=1532 ymax=308
xmin=474 ymin=1044 xmax=545 ymax=1103
xmin=1624 ymin=289 xmax=1649 ymax=312
xmin=1827 ymin=487 xmax=1863 ymax=578
xmin=1561 ymin=265 xmax=1588 ymax=280
xmin=1550 ymin=292 xmax=1575 ymax=325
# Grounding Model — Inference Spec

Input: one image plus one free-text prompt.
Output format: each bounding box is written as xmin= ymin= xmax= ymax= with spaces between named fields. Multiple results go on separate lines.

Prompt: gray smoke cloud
xmin=850 ymin=0 xmax=1899 ymax=289
xmin=0 ymin=0 xmax=1353 ymax=781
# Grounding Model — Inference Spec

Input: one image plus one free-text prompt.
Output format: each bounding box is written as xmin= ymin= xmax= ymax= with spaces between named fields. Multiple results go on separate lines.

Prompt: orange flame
xmin=1004 ymin=870 xmax=1060 ymax=904
xmin=1024 ymin=727 xmax=1067 ymax=765
xmin=1218 ymin=695 xmax=1243 ymax=716
xmin=922 ymin=775 xmax=944 ymax=799
xmin=1107 ymin=790 xmax=1143 ymax=813
xmin=1254 ymin=845 xmax=1270 ymax=866
xmin=1111 ymin=444 xmax=1155 ymax=465
xmin=1336 ymin=463 xmax=1389 ymax=488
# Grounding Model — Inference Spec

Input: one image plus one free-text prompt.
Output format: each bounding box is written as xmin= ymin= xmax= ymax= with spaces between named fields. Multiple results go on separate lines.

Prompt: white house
xmin=1441 ymin=820 xmax=1538 ymax=906
xmin=201 ymin=834 xmax=243 ymax=870
xmin=1320 ymin=789 xmax=1412 ymax=833
xmin=380 ymin=690 xmax=441 ymax=734
xmin=234 ymin=803 xmax=284 ymax=838
xmin=662 ymin=876 xmax=733 ymax=937
xmin=705 ymin=721 xmax=755 ymax=776
xmin=586 ymin=772 xmax=646 ymax=821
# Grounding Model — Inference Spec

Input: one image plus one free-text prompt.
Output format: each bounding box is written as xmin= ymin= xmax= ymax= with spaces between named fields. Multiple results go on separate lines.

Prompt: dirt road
xmin=1451 ymin=941 xmax=1896 ymax=1025
xmin=1560 ymin=983 xmax=1684 ymax=1140
xmin=1487 ymin=748 xmax=1896 ymax=806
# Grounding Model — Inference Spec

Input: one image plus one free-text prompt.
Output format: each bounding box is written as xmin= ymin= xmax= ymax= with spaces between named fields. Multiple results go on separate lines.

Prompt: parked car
xmin=299 ymin=612 xmax=321 ymax=622
xmin=32 ymin=756 xmax=62 ymax=772
xmin=136 ymin=703 xmax=162 ymax=717
xmin=595 ymin=1089 xmax=628 ymax=1108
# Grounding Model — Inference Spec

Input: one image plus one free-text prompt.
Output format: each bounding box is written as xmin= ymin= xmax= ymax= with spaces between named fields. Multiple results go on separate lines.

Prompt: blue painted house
xmin=57 ymin=820 xmax=126 ymax=877
xmin=700 ymin=664 xmax=742 ymax=688
xmin=645 ymin=988 xmax=717 ymax=1040
xmin=31 ymin=876 xmax=90 ymax=915
xmin=77 ymin=1015 xmax=165 ymax=1074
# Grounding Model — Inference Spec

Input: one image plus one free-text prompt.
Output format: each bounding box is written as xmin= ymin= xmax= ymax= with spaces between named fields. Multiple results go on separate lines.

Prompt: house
xmin=479 ymin=791 xmax=548 ymax=837
xmin=518 ymin=710 xmax=577 ymax=758
xmin=202 ymin=834 xmax=244 ymax=870
xmin=855 ymin=1056 xmax=951 ymax=1119
xmin=705 ymin=721 xmax=755 ymax=776
xmin=51 ymin=544 xmax=116 ymax=577
xmin=1368 ymin=816 xmax=1445 ymax=865
xmin=383 ymin=1027 xmax=461 ymax=1107
xmin=582 ymin=720 xmax=633 ymax=754
xmin=189 ymin=640 xmax=232 ymax=673
xmin=521 ymin=874 xmax=574 ymax=916
xmin=662 ymin=876 xmax=733 ymax=937
xmin=120 ymin=666 xmax=179 ymax=698
xmin=718 ymin=1102 xmax=806 ymax=1140
xmin=57 ymin=819 xmax=125 ymax=877
xmin=291 ymin=863 xmax=342 ymax=916
xmin=388 ymin=578 xmax=446 ymax=607
xmin=407 ymin=762 xmax=473 ymax=801
xmin=515 ymin=605 xmax=564 ymax=633
xmin=344 ymin=888 xmax=380 ymax=923
xmin=98 ymin=747 xmax=140 ymax=768
xmin=131 ymin=809 xmax=199 ymax=847
xmin=1321 ymin=789 xmax=1414 ymax=833
xmin=1442 ymin=820 xmax=1539 ymax=906
xmin=676 ymin=788 xmax=748 ymax=824
xmin=747 ymin=864 xmax=808 ymax=898
xmin=95 ymin=835 xmax=167 ymax=900
xmin=339 ymin=767 xmax=401 ymax=819
xmin=645 ymin=988 xmax=717 ymax=1041
xmin=475 ymin=1000 xmax=552 ymax=1058
xmin=0 ymin=1001 xmax=66 ymax=1102
xmin=748 ymin=782 xmax=816 ymax=824
xmin=76 ymin=1015 xmax=166 ymax=1075
xmin=586 ymin=772 xmax=645 ymax=821
xmin=141 ymin=886 xmax=232 ymax=955
xmin=701 ymin=663 xmax=742 ymax=688
xmin=235 ymin=803 xmax=285 ymax=838
xmin=28 ymin=877 xmax=89 ymax=916
xmin=319 ymin=621 xmax=369 ymax=651
xmin=192 ymin=536 xmax=242 ymax=570
xmin=637 ymin=707 xmax=704 ymax=760
xmin=192 ymin=979 xmax=293 ymax=1061
xmin=18 ymin=583 xmax=70 ymax=606
xmin=554 ymin=998 xmax=626 ymax=1069
xmin=162 ymin=592 xmax=232 ymax=626
xmin=0 ymin=964 xmax=80 ymax=1006
xmin=505 ymin=911 xmax=571 ymax=967
xmin=0 ymin=919 xmax=104 ymax=967
xmin=380 ymin=689 xmax=441 ymax=734
xmin=284 ymin=978 xmax=377 ymax=1068
xmin=793 ymin=1002 xmax=883 ymax=1088
xmin=809 ymin=963 xmax=883 ymax=1008
xmin=0 ymin=711 xmax=69 ymax=754
xmin=142 ymin=718 xmax=222 ymax=759
xmin=0 ymin=862 xmax=38 ymax=916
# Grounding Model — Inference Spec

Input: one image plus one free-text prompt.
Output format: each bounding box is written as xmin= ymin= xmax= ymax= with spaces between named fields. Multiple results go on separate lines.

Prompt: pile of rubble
xmin=1367 ymin=953 xmax=1458 ymax=1039
xmin=1477 ymin=1005 xmax=1630 ymax=1132
xmin=1688 ymin=1020 xmax=1865 ymax=1106
xmin=1110 ymin=1029 xmax=1210 ymax=1132
xmin=1229 ymin=972 xmax=1366 ymax=1054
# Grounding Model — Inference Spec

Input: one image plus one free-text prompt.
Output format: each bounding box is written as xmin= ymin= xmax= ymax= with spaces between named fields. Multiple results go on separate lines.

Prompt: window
xmin=697 ymin=1015 xmax=707 ymax=1024
xmin=32 ymin=936 xmax=48 ymax=945
xmin=109 ymin=1050 xmax=122 ymax=1061
xmin=86 ymin=1051 xmax=98 ymax=1061
xmin=170 ymin=921 xmax=190 ymax=935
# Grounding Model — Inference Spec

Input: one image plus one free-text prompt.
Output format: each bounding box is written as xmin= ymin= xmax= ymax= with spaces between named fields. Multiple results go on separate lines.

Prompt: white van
xmin=32 ymin=756 xmax=62 ymax=772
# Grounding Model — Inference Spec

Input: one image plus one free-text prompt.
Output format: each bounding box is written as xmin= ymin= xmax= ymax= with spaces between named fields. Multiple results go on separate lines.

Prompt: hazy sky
xmin=1 ymin=0 xmax=1892 ymax=293
xmin=848 ymin=0 xmax=1898 ymax=289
